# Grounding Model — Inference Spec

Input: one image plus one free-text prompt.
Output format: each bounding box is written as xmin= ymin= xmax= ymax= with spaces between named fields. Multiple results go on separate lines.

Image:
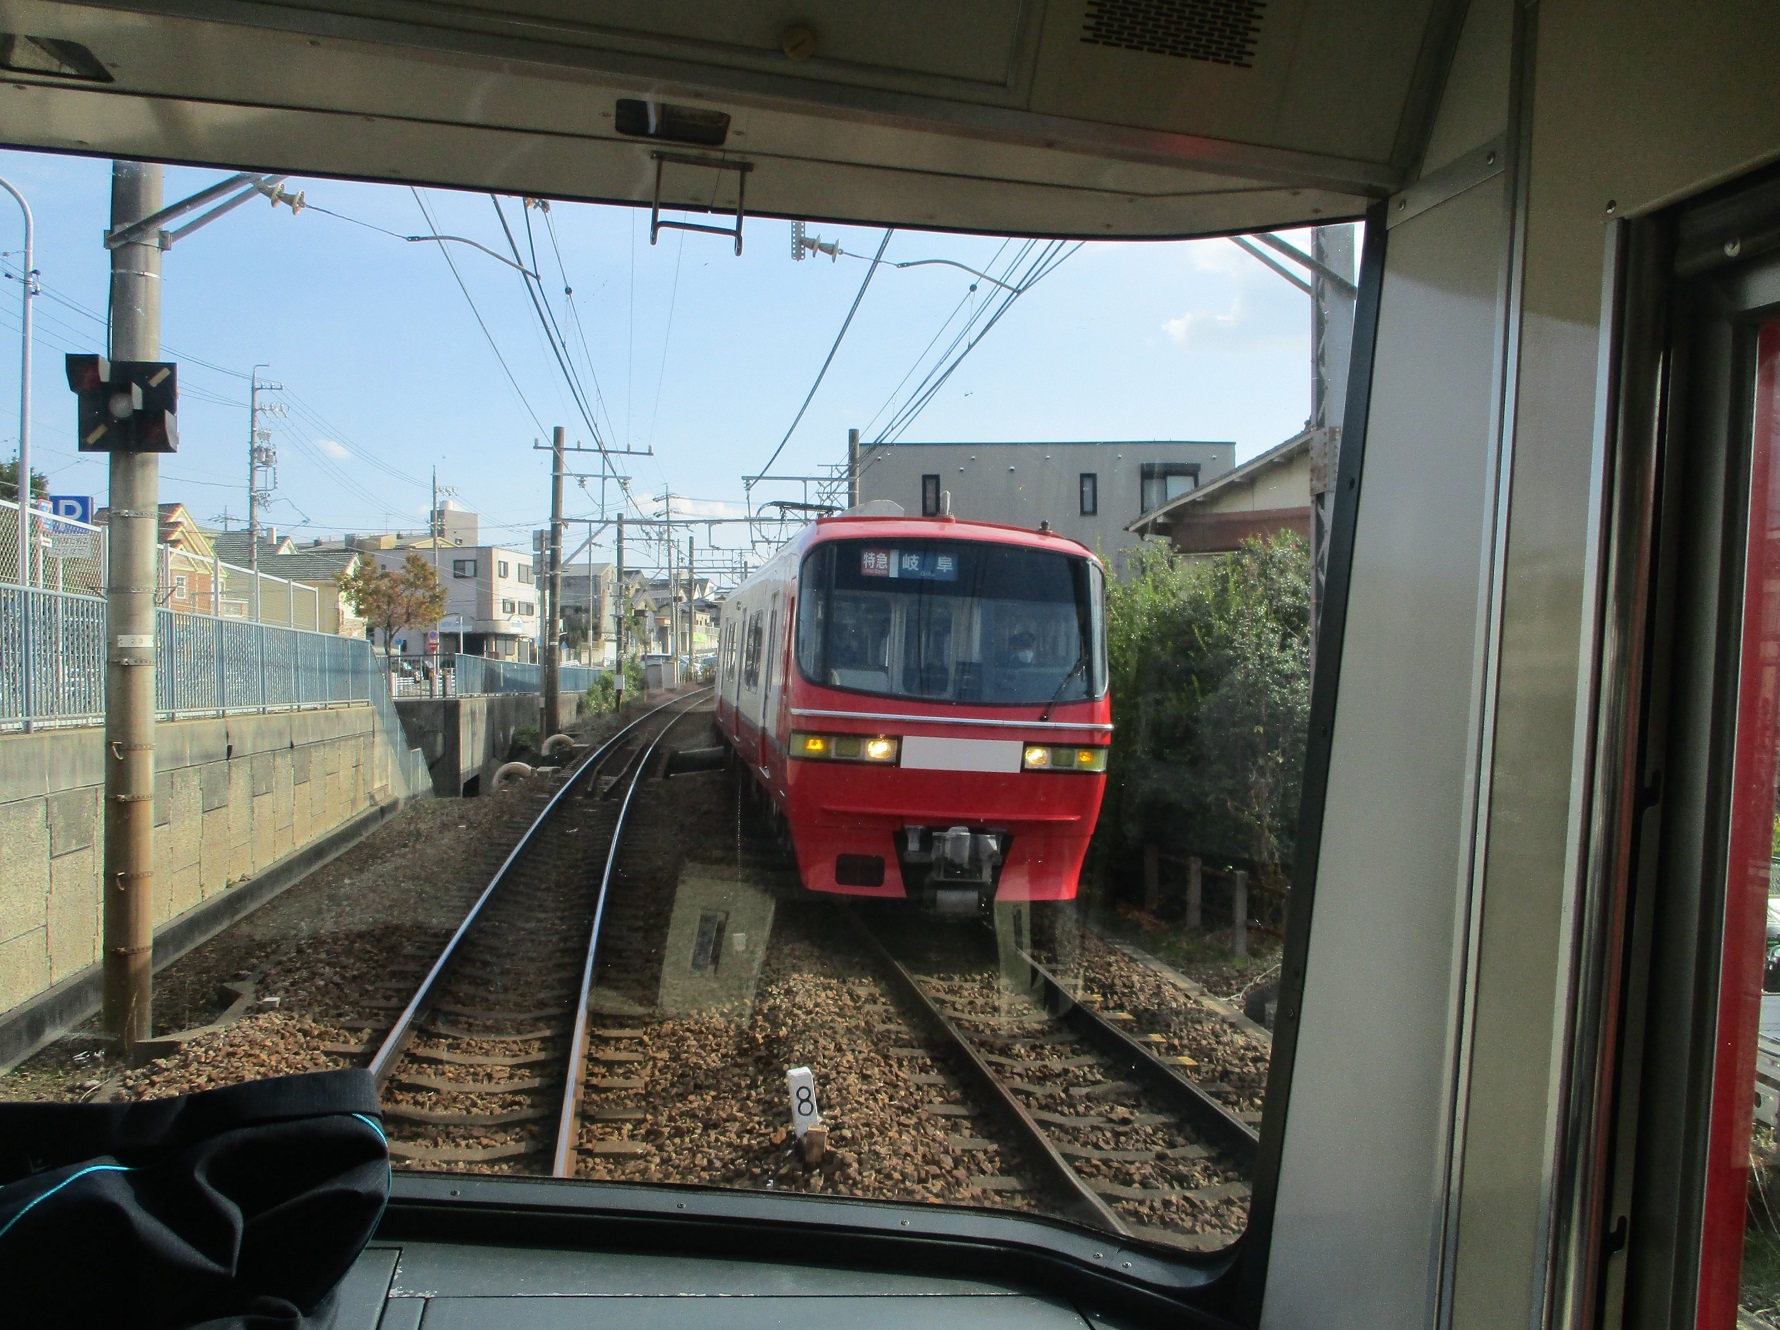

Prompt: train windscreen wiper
xmin=1039 ymin=651 xmax=1087 ymax=722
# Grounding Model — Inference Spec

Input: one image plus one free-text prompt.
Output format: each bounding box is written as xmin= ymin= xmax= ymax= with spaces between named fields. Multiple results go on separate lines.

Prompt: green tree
xmin=1100 ymin=532 xmax=1311 ymax=891
xmin=340 ymin=552 xmax=449 ymax=659
xmin=0 ymin=460 xmax=48 ymax=504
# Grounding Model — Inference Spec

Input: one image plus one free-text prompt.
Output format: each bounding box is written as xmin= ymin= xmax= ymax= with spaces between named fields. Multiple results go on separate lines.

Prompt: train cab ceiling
xmin=0 ymin=0 xmax=1463 ymax=235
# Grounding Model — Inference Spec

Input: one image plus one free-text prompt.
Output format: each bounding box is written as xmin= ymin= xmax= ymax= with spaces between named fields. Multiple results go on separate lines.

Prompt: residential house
xmin=376 ymin=541 xmax=540 ymax=661
xmin=1125 ymin=430 xmax=1314 ymax=559
xmin=94 ymin=501 xmax=215 ymax=611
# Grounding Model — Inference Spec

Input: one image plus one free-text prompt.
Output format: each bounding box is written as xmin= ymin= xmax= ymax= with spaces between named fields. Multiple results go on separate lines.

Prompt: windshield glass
xmin=0 ymin=148 xmax=1342 ymax=1267
xmin=795 ymin=539 xmax=1105 ymax=705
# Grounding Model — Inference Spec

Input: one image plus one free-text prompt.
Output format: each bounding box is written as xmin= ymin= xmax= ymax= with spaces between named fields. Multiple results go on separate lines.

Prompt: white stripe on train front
xmin=899 ymin=736 xmax=1024 ymax=773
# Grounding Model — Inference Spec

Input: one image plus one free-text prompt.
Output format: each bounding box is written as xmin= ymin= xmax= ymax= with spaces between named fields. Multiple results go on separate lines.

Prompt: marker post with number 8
xmin=786 ymin=1066 xmax=826 ymax=1164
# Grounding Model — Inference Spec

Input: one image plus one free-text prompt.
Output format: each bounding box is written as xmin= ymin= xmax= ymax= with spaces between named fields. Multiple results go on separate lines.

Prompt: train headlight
xmin=1022 ymin=745 xmax=1107 ymax=773
xmin=790 ymin=731 xmax=900 ymax=764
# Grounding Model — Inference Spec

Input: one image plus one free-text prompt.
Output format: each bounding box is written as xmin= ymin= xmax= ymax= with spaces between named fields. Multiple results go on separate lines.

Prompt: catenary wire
xmin=411 ymin=188 xmax=548 ymax=437
xmin=753 ymin=227 xmax=894 ymax=490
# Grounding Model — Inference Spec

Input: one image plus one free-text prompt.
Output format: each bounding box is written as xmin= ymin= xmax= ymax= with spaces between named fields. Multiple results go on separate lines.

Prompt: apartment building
xmin=854 ymin=439 xmax=1234 ymax=571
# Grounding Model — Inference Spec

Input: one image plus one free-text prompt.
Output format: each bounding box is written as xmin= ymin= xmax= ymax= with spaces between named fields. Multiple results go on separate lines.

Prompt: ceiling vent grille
xmin=1080 ymin=0 xmax=1264 ymax=67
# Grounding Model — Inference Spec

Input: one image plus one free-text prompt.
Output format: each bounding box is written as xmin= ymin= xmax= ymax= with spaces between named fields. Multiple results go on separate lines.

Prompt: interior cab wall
xmin=1262 ymin=3 xmax=1780 ymax=1329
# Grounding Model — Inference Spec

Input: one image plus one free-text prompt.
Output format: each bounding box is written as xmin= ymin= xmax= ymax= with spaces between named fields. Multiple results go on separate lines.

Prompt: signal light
xmin=65 ymin=354 xmax=178 ymax=453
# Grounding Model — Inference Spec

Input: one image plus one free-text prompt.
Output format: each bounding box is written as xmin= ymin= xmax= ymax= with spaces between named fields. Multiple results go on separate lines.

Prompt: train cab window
xmin=796 ymin=538 xmax=1103 ymax=706
xmin=0 ymin=146 xmax=1354 ymax=1322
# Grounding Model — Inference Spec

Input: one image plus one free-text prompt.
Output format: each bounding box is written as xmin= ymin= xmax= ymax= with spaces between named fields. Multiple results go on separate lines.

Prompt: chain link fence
xmin=1 ymin=498 xmax=323 ymax=626
xmin=1 ymin=583 xmax=378 ymax=730
xmin=3 ymin=499 xmax=603 ymax=727
xmin=381 ymin=653 xmax=604 ymax=699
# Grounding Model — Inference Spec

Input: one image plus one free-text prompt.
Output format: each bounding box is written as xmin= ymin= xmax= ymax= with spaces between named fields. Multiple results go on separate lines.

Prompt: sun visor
xmin=0 ymin=0 xmax=1461 ymax=237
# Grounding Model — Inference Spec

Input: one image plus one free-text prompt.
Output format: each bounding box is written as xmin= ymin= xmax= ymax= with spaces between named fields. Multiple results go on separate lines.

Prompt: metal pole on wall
xmin=542 ymin=425 xmax=564 ymax=737
xmin=1 ymin=179 xmax=35 ymax=730
xmin=0 ymin=177 xmax=34 ymax=587
xmin=101 ymin=161 xmax=162 ymax=1060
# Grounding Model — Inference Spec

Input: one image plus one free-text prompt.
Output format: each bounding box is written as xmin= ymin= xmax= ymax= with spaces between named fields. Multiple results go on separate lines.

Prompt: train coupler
xmin=899 ymin=825 xmax=1008 ymax=910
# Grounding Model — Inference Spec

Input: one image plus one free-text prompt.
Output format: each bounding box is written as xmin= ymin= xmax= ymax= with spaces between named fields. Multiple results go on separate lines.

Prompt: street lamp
xmin=0 ymin=176 xmax=35 ymax=589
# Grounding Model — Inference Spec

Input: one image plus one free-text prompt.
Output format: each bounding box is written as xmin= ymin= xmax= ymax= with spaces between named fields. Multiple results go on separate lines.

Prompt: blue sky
xmin=0 ymin=148 xmax=1343 ymax=572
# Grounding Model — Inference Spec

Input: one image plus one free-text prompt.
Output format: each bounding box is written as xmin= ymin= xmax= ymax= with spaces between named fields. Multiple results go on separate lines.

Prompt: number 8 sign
xmin=786 ymin=1066 xmax=822 ymax=1137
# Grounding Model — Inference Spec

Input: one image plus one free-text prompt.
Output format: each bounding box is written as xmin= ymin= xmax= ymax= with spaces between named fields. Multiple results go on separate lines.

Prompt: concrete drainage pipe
xmin=493 ymin=761 xmax=533 ymax=790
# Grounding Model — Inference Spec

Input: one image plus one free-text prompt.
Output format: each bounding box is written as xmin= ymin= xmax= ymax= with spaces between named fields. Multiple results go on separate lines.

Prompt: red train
xmin=715 ymin=509 xmax=1111 ymax=905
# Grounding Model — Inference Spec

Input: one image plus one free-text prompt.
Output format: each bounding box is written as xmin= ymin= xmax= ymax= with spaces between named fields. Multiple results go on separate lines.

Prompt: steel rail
xmin=1010 ymin=945 xmax=1259 ymax=1166
xmin=367 ymin=692 xmax=695 ymax=1087
xmin=842 ymin=907 xmax=1129 ymax=1236
xmin=551 ymin=690 xmax=712 ymax=1176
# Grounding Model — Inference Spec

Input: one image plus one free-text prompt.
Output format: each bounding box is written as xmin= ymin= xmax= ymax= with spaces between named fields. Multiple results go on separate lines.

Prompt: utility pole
xmin=102 ymin=161 xmax=161 ymax=1060
xmin=663 ymin=492 xmax=676 ymax=682
xmin=542 ymin=425 xmax=564 ymax=737
xmin=614 ymin=513 xmax=626 ymax=705
xmin=685 ymin=535 xmax=695 ymax=660
xmin=246 ymin=365 xmax=278 ymax=570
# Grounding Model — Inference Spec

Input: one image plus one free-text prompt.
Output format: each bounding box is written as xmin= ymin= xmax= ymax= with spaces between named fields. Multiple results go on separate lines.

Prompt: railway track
xmin=364 ymin=690 xmax=711 ymax=1173
xmin=850 ymin=908 xmax=1259 ymax=1248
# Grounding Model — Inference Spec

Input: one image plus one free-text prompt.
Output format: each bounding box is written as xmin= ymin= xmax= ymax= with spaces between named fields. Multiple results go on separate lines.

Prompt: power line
xmin=501 ymin=195 xmax=605 ymax=449
xmin=490 ymin=194 xmax=644 ymax=519
xmin=541 ymin=205 xmax=620 ymax=447
xmin=754 ymin=227 xmax=894 ymax=487
xmin=411 ymin=188 xmax=547 ymax=436
xmin=874 ymin=239 xmax=1081 ymax=445
xmin=645 ymin=227 xmax=686 ymax=454
xmin=858 ymin=239 xmax=1012 ymax=437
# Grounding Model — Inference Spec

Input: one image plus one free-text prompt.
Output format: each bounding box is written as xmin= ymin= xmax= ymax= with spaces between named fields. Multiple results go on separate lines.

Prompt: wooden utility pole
xmin=102 ymin=161 xmax=161 ymax=1059
xmin=543 ymin=425 xmax=564 ymax=737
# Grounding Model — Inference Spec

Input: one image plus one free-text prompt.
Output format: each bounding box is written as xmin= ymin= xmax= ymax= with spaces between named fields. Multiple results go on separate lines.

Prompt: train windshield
xmin=795 ymin=539 xmax=1106 ymax=705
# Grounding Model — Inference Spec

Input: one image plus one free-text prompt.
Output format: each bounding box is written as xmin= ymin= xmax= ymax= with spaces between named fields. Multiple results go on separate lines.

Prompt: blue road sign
xmin=46 ymin=495 xmax=93 ymax=524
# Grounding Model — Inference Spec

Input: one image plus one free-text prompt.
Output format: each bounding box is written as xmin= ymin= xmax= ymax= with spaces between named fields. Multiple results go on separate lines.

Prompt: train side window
xmin=921 ymin=474 xmax=941 ymax=516
xmin=743 ymin=611 xmax=764 ymax=690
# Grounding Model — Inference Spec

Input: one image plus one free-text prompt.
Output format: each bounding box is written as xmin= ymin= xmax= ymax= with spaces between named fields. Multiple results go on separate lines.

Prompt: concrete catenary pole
xmin=542 ymin=425 xmax=564 ymax=737
xmin=102 ymin=161 xmax=162 ymax=1058
xmin=847 ymin=427 xmax=859 ymax=509
xmin=685 ymin=535 xmax=694 ymax=662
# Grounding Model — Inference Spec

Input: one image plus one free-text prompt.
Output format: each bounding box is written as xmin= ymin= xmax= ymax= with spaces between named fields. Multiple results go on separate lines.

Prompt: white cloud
xmin=1163 ymin=298 xmax=1242 ymax=349
xmin=674 ymin=496 xmax=749 ymax=521
xmin=317 ymin=438 xmax=351 ymax=460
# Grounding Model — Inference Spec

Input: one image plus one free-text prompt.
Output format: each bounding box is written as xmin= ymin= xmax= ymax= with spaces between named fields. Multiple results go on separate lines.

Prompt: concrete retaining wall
xmin=395 ymin=691 xmax=597 ymax=796
xmin=0 ymin=702 xmax=428 ymax=1023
